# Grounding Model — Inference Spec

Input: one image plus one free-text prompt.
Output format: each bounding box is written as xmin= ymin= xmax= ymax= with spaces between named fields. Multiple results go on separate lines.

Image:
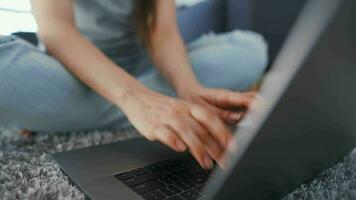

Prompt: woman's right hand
xmin=119 ymin=87 xmax=232 ymax=170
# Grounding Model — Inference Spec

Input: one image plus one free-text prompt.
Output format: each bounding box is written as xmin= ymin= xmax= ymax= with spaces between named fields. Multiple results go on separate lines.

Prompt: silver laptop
xmin=52 ymin=0 xmax=356 ymax=199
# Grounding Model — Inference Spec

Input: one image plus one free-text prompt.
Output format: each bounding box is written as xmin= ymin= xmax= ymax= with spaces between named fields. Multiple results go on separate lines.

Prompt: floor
xmin=0 ymin=128 xmax=356 ymax=200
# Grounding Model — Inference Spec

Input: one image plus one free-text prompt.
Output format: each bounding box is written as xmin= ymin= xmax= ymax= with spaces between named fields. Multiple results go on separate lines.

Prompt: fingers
xmin=144 ymin=118 xmax=212 ymax=169
xmin=154 ymin=126 xmax=187 ymax=152
xmin=200 ymin=101 xmax=244 ymax=125
xmin=186 ymin=118 xmax=225 ymax=167
xmin=218 ymin=110 xmax=244 ymax=125
xmin=224 ymin=91 xmax=255 ymax=108
xmin=189 ymin=105 xmax=232 ymax=149
xmin=205 ymin=89 xmax=256 ymax=110
xmin=169 ymin=122 xmax=213 ymax=170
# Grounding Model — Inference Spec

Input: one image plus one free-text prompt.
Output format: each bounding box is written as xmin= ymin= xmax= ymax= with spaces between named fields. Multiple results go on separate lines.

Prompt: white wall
xmin=0 ymin=0 xmax=36 ymax=35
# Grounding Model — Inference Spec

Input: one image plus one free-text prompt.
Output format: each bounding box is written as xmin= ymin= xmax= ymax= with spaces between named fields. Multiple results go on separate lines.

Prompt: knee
xmin=189 ymin=30 xmax=269 ymax=91
xmin=228 ymin=30 xmax=269 ymax=90
xmin=0 ymin=36 xmax=124 ymax=131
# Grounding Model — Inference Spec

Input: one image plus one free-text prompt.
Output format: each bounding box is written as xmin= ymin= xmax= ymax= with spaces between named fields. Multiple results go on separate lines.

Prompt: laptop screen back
xmin=205 ymin=0 xmax=356 ymax=199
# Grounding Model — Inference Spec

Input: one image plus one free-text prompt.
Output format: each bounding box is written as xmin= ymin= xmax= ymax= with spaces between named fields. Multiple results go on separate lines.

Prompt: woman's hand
xmin=119 ymin=87 xmax=232 ymax=169
xmin=177 ymin=84 xmax=256 ymax=125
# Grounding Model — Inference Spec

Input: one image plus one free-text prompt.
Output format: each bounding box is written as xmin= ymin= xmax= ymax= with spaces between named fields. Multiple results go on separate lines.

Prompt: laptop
xmin=52 ymin=0 xmax=356 ymax=199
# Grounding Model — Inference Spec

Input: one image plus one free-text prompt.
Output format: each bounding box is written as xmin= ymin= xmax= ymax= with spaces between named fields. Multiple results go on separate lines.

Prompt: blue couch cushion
xmin=177 ymin=0 xmax=225 ymax=43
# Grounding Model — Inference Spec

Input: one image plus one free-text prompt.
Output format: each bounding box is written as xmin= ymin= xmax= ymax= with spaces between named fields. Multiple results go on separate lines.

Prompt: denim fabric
xmin=0 ymin=30 xmax=268 ymax=132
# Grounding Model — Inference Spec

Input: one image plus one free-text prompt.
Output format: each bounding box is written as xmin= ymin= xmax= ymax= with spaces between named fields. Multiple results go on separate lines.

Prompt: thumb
xmin=218 ymin=109 xmax=244 ymax=125
xmin=204 ymin=102 xmax=245 ymax=125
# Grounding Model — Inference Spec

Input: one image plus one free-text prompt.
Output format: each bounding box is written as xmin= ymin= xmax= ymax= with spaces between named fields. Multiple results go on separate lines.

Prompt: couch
xmin=178 ymin=0 xmax=308 ymax=64
xmin=14 ymin=0 xmax=307 ymax=65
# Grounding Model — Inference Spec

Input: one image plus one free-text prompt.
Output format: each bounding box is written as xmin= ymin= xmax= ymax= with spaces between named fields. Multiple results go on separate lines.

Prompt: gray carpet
xmin=1 ymin=128 xmax=356 ymax=200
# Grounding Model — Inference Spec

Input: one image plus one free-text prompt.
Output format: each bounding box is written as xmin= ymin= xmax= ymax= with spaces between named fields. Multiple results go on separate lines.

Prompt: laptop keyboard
xmin=114 ymin=155 xmax=212 ymax=200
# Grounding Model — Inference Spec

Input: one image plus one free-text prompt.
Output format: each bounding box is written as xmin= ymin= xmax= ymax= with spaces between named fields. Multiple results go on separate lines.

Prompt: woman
xmin=0 ymin=0 xmax=267 ymax=169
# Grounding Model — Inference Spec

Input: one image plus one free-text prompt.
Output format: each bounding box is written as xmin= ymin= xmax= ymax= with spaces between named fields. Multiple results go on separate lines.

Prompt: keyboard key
xmin=159 ymin=185 xmax=182 ymax=196
xmin=114 ymin=171 xmax=134 ymax=181
xmin=163 ymin=159 xmax=183 ymax=167
xmin=157 ymin=160 xmax=170 ymax=166
xmin=145 ymin=164 xmax=164 ymax=172
xmin=160 ymin=170 xmax=172 ymax=176
xmin=167 ymin=196 xmax=184 ymax=200
xmin=124 ymin=173 xmax=159 ymax=187
xmin=114 ymin=155 xmax=212 ymax=199
xmin=176 ymin=171 xmax=193 ymax=179
xmin=160 ymin=174 xmax=181 ymax=184
xmin=174 ymin=180 xmax=195 ymax=190
xmin=194 ymin=184 xmax=205 ymax=192
xmin=132 ymin=180 xmax=165 ymax=194
xmin=189 ymin=176 xmax=208 ymax=185
xmin=187 ymin=168 xmax=207 ymax=176
xmin=185 ymin=179 xmax=197 ymax=187
xmin=130 ymin=168 xmax=149 ymax=176
xmin=181 ymin=189 xmax=200 ymax=200
xmin=166 ymin=166 xmax=184 ymax=173
xmin=142 ymin=190 xmax=166 ymax=200
xmin=148 ymin=166 xmax=171 ymax=176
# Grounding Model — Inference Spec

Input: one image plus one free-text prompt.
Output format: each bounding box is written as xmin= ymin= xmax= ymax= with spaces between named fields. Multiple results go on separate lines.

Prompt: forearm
xmin=40 ymin=26 xmax=149 ymax=107
xmin=149 ymin=31 xmax=202 ymax=96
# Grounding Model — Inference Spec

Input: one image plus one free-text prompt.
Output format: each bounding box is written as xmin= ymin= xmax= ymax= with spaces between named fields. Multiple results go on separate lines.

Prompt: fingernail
xmin=204 ymin=155 xmax=213 ymax=169
xmin=230 ymin=113 xmax=242 ymax=123
xmin=217 ymin=159 xmax=227 ymax=171
xmin=175 ymin=140 xmax=187 ymax=152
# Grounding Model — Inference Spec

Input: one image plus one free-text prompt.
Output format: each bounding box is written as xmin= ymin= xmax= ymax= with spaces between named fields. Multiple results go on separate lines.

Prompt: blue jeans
xmin=0 ymin=30 xmax=268 ymax=132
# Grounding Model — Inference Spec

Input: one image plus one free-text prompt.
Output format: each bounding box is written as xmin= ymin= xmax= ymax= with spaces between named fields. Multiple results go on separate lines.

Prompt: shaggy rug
xmin=1 ymin=128 xmax=356 ymax=200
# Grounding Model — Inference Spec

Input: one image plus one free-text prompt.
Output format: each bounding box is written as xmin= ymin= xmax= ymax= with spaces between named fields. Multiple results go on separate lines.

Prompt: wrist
xmin=176 ymin=80 xmax=204 ymax=99
xmin=114 ymin=82 xmax=152 ymax=109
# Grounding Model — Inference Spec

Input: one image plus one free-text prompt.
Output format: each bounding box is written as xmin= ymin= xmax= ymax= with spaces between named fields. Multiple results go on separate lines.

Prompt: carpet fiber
xmin=1 ymin=128 xmax=356 ymax=200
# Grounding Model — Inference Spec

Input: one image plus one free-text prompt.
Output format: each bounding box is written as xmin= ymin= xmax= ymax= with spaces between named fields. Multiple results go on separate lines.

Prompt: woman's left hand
xmin=178 ymin=84 xmax=256 ymax=125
